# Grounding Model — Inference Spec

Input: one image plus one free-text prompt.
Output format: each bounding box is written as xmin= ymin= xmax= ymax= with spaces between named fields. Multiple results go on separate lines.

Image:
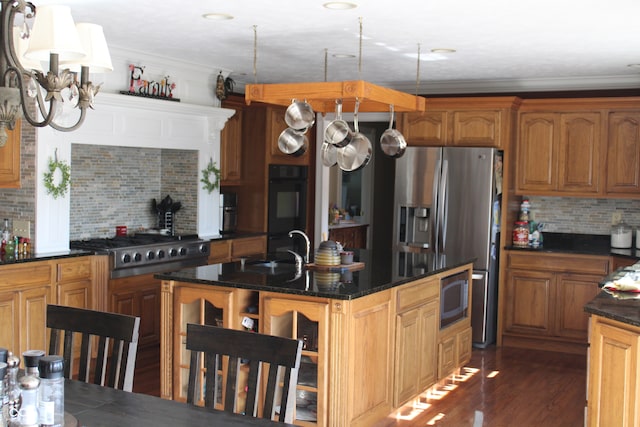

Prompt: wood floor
xmin=135 ymin=345 xmax=587 ymax=426
xmin=378 ymin=346 xmax=587 ymax=427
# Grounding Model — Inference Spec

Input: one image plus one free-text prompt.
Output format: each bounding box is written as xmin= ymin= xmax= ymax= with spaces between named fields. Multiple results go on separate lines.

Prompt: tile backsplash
xmin=527 ymin=196 xmax=640 ymax=235
xmin=70 ymin=145 xmax=197 ymax=240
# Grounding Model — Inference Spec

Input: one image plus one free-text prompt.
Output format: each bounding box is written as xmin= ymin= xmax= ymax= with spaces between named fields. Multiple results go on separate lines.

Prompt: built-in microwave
xmin=267 ymin=165 xmax=308 ymax=253
xmin=440 ymin=271 xmax=469 ymax=329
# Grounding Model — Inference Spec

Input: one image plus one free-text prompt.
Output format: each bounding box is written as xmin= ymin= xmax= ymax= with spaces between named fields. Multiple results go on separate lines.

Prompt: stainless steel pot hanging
xmin=380 ymin=104 xmax=407 ymax=158
xmin=284 ymin=99 xmax=315 ymax=132
xmin=337 ymin=99 xmax=371 ymax=172
xmin=324 ymin=99 xmax=352 ymax=147
xmin=277 ymin=128 xmax=308 ymax=156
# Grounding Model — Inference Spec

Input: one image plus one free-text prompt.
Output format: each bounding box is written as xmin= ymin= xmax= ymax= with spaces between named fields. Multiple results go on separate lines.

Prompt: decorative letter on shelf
xmin=119 ymin=64 xmax=180 ymax=102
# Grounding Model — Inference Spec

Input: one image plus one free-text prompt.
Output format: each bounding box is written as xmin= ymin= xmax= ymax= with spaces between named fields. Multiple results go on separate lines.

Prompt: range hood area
xmin=35 ymin=93 xmax=234 ymax=254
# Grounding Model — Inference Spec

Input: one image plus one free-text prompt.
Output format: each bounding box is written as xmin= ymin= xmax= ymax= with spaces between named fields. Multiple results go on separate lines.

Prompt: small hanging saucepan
xmin=379 ymin=104 xmax=407 ymax=158
xmin=321 ymin=141 xmax=337 ymax=167
xmin=278 ymin=128 xmax=308 ymax=156
xmin=337 ymin=99 xmax=372 ymax=172
xmin=324 ymin=99 xmax=352 ymax=147
xmin=284 ymin=99 xmax=315 ymax=132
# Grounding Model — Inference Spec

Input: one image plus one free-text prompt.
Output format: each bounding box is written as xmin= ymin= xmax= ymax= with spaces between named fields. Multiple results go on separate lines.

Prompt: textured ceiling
xmin=33 ymin=0 xmax=640 ymax=94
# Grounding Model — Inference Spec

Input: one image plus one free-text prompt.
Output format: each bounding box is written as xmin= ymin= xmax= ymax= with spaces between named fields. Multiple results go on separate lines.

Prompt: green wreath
xmin=200 ymin=159 xmax=220 ymax=193
xmin=43 ymin=155 xmax=71 ymax=199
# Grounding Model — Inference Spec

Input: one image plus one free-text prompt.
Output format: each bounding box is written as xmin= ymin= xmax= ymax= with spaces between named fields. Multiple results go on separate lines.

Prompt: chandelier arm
xmin=48 ymin=107 xmax=86 ymax=132
xmin=7 ymin=65 xmax=56 ymax=127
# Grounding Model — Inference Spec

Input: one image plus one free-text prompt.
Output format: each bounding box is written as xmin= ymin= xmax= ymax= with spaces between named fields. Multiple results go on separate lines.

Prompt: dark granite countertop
xmin=0 ymin=249 xmax=93 ymax=266
xmin=155 ymin=249 xmax=474 ymax=300
xmin=506 ymin=232 xmax=640 ymax=259
xmin=584 ymin=291 xmax=640 ymax=328
xmin=209 ymin=232 xmax=267 ymax=242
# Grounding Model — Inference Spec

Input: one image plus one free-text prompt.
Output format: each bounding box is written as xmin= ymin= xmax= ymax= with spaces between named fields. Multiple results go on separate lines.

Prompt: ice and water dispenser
xmin=397 ymin=206 xmax=430 ymax=249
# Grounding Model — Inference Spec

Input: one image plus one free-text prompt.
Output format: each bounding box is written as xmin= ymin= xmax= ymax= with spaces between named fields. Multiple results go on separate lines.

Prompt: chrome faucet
xmin=288 ymin=229 xmax=310 ymax=263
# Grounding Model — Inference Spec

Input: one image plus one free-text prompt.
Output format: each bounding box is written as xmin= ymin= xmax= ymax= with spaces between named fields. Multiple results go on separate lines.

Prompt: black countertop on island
xmin=155 ymin=250 xmax=474 ymax=300
xmin=584 ymin=291 xmax=640 ymax=328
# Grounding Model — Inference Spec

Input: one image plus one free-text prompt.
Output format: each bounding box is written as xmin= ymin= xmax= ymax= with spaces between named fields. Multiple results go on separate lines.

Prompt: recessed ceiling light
xmin=431 ymin=48 xmax=456 ymax=54
xmin=202 ymin=13 xmax=234 ymax=20
xmin=323 ymin=2 xmax=358 ymax=10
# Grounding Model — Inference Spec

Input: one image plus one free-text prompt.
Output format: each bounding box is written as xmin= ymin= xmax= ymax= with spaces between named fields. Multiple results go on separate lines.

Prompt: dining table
xmin=64 ymin=379 xmax=297 ymax=426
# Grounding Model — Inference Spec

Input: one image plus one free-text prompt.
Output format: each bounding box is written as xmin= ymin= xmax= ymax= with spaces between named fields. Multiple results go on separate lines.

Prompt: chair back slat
xmin=185 ymin=324 xmax=302 ymax=423
xmin=46 ymin=304 xmax=140 ymax=392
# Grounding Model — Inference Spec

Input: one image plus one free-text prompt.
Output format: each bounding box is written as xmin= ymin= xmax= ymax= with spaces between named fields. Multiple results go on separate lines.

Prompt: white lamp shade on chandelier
xmin=23 ymin=5 xmax=85 ymax=62
xmin=12 ymin=26 xmax=42 ymax=71
xmin=60 ymin=23 xmax=113 ymax=73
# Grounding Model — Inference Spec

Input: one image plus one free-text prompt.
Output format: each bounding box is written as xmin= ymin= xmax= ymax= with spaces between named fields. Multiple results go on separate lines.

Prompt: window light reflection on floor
xmin=392 ymin=364 xmax=481 ymax=422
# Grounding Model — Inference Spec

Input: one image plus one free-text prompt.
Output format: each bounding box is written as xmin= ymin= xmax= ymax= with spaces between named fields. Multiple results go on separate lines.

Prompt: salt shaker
xmin=38 ymin=356 xmax=64 ymax=427
xmin=17 ymin=375 xmax=39 ymax=427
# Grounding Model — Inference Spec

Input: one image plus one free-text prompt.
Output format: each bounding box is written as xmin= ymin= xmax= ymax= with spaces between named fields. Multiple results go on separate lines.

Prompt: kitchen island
xmin=155 ymin=251 xmax=473 ymax=427
xmin=584 ymin=268 xmax=640 ymax=427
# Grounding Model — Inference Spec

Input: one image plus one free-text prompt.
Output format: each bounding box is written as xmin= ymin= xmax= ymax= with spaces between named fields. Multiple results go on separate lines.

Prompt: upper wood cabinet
xmin=516 ymin=98 xmax=640 ymax=198
xmin=398 ymin=97 xmax=520 ymax=149
xmin=606 ymin=111 xmax=640 ymax=195
xmin=0 ymin=122 xmax=21 ymax=188
xmin=517 ymin=111 xmax=603 ymax=196
xmin=220 ymin=96 xmax=244 ymax=186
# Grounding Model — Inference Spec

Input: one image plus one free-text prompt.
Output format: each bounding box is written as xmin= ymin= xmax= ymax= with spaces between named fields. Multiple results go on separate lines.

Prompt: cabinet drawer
xmin=507 ymin=252 xmax=609 ymax=276
xmin=231 ymin=236 xmax=266 ymax=258
xmin=57 ymin=258 xmax=91 ymax=282
xmin=0 ymin=263 xmax=51 ymax=287
xmin=209 ymin=240 xmax=231 ymax=263
xmin=396 ymin=278 xmax=438 ymax=312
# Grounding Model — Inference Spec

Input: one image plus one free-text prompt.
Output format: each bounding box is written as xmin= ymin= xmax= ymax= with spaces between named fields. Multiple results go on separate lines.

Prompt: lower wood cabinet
xmin=587 ymin=315 xmax=640 ymax=427
xmin=109 ymin=273 xmax=161 ymax=349
xmin=393 ymin=277 xmax=439 ymax=407
xmin=502 ymin=251 xmax=608 ymax=353
xmin=0 ymin=256 xmax=93 ymax=357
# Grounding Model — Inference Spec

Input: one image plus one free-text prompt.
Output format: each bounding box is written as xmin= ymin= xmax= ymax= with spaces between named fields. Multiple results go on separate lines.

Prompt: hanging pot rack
xmin=244 ymin=80 xmax=426 ymax=113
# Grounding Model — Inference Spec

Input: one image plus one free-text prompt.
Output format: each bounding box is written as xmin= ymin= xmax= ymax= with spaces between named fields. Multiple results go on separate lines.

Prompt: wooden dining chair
xmin=186 ymin=323 xmax=303 ymax=423
xmin=46 ymin=304 xmax=140 ymax=392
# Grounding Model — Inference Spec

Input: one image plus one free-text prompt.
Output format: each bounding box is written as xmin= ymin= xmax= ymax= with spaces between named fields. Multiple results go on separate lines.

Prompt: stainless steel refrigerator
xmin=393 ymin=146 xmax=501 ymax=348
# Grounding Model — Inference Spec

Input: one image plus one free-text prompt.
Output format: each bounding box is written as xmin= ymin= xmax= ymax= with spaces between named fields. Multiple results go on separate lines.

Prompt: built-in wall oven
xmin=440 ymin=270 xmax=469 ymax=329
xmin=267 ymin=164 xmax=308 ymax=254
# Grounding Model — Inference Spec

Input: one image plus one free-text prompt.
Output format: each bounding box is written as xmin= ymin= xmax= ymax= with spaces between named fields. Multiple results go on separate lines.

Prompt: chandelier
xmin=0 ymin=0 xmax=112 ymax=146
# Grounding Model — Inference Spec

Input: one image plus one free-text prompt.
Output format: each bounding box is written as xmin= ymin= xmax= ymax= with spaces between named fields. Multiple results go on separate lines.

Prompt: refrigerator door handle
xmin=430 ymin=158 xmax=441 ymax=252
xmin=438 ymin=159 xmax=448 ymax=252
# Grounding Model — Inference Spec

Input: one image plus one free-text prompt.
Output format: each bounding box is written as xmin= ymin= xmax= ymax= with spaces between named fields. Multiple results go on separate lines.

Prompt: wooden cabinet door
xmin=555 ymin=274 xmax=600 ymax=340
xmin=557 ymin=113 xmax=602 ymax=194
xmin=399 ymin=111 xmax=448 ymax=146
xmin=209 ymin=240 xmax=231 ymax=264
xmin=0 ymin=122 xmax=20 ymax=188
xmin=504 ymin=269 xmax=555 ymax=336
xmin=220 ymin=105 xmax=243 ymax=185
xmin=418 ymin=300 xmax=438 ymax=391
xmin=517 ymin=113 xmax=558 ymax=192
xmin=0 ymin=291 xmax=18 ymax=352
xmin=451 ymin=110 xmax=502 ymax=147
xmin=606 ymin=111 xmax=640 ymax=195
xmin=394 ymin=307 xmax=421 ymax=405
xmin=21 ymin=285 xmax=51 ymax=352
xmin=230 ymin=236 xmax=267 ymax=259
xmin=588 ymin=317 xmax=640 ymax=427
